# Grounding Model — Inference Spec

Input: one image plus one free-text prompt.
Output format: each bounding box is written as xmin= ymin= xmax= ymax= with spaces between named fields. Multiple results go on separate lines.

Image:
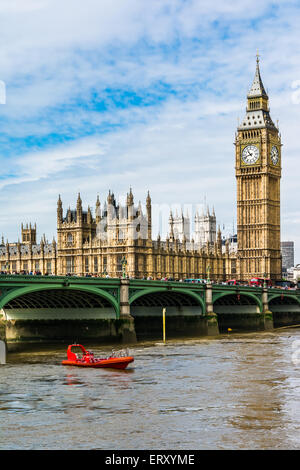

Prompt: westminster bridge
xmin=0 ymin=275 xmax=300 ymax=348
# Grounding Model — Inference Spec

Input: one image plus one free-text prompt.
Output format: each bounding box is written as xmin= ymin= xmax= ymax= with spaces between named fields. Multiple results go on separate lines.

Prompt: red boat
xmin=61 ymin=344 xmax=134 ymax=369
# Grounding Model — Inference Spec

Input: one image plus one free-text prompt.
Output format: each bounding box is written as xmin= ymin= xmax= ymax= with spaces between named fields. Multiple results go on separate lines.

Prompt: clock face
xmin=270 ymin=145 xmax=279 ymax=165
xmin=242 ymin=145 xmax=259 ymax=165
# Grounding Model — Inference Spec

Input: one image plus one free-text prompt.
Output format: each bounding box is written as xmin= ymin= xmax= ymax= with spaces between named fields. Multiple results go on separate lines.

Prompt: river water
xmin=1 ymin=328 xmax=300 ymax=450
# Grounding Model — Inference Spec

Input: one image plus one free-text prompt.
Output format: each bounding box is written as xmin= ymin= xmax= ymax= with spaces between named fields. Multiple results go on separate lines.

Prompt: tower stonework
xmin=21 ymin=223 xmax=37 ymax=245
xmin=235 ymin=56 xmax=282 ymax=281
xmin=194 ymin=206 xmax=216 ymax=246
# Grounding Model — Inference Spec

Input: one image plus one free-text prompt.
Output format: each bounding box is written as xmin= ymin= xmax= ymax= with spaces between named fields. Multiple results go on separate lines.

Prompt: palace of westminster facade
xmin=0 ymin=58 xmax=283 ymax=281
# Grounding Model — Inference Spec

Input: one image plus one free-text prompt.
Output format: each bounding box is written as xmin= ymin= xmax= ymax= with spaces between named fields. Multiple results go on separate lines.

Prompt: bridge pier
xmin=0 ymin=310 xmax=7 ymax=362
xmin=0 ymin=316 xmax=6 ymax=343
xmin=262 ymin=286 xmax=274 ymax=330
xmin=119 ymin=279 xmax=137 ymax=344
xmin=204 ymin=283 xmax=219 ymax=336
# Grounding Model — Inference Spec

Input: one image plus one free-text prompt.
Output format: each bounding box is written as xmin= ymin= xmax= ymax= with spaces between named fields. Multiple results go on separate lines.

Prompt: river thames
xmin=1 ymin=328 xmax=300 ymax=450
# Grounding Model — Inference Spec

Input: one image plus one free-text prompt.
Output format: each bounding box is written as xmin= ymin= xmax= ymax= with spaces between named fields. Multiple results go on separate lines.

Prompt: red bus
xmin=249 ymin=277 xmax=272 ymax=287
xmin=227 ymin=279 xmax=240 ymax=286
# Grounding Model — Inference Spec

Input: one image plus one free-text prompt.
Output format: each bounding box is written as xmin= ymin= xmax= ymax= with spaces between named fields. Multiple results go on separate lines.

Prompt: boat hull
xmin=61 ymin=356 xmax=134 ymax=369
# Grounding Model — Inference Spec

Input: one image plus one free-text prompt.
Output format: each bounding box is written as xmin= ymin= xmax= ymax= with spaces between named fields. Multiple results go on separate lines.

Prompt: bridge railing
xmin=0 ymin=274 xmax=121 ymax=283
xmin=0 ymin=274 xmax=298 ymax=294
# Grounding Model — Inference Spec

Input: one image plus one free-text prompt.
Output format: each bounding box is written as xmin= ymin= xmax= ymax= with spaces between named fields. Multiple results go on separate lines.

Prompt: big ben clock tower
xmin=235 ymin=55 xmax=282 ymax=281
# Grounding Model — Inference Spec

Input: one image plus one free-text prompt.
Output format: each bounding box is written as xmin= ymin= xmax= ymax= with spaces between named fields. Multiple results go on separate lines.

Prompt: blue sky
xmin=0 ymin=0 xmax=300 ymax=260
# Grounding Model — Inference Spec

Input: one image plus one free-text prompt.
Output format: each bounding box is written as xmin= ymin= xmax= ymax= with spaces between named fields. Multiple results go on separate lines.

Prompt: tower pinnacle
xmin=239 ymin=55 xmax=276 ymax=130
xmin=247 ymin=53 xmax=267 ymax=99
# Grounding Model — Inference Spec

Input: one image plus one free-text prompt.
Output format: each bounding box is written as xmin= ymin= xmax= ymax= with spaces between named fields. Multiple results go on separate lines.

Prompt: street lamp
xmin=263 ymin=272 xmax=267 ymax=288
xmin=121 ymin=256 xmax=127 ymax=279
xmin=206 ymin=265 xmax=211 ymax=283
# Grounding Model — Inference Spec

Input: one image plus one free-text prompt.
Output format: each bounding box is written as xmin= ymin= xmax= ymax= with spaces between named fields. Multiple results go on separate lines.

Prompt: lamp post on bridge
xmin=263 ymin=272 xmax=267 ymax=288
xmin=121 ymin=256 xmax=127 ymax=279
xmin=206 ymin=265 xmax=211 ymax=284
xmin=119 ymin=258 xmax=137 ymax=342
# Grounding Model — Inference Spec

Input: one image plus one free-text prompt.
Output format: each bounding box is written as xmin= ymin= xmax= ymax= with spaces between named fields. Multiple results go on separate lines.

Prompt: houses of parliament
xmin=0 ymin=57 xmax=282 ymax=281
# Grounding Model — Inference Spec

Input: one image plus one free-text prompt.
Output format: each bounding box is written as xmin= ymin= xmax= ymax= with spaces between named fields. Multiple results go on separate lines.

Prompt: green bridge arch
xmin=268 ymin=293 xmax=300 ymax=306
xmin=129 ymin=287 xmax=205 ymax=313
xmin=213 ymin=290 xmax=263 ymax=313
xmin=0 ymin=285 xmax=120 ymax=317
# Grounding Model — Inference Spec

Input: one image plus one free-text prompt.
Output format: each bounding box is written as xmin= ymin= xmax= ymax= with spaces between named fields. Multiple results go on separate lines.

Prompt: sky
xmin=0 ymin=0 xmax=300 ymax=260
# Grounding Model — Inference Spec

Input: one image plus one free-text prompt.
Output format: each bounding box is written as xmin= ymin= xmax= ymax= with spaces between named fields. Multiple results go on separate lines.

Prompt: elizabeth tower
xmin=235 ymin=55 xmax=282 ymax=281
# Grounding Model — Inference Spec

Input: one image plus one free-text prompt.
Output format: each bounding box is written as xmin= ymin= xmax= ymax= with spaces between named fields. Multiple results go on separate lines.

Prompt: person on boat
xmin=83 ymin=351 xmax=95 ymax=363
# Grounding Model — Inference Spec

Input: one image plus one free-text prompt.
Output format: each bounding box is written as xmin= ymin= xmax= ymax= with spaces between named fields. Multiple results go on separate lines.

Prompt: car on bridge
xmin=184 ymin=278 xmax=207 ymax=284
xmin=274 ymin=280 xmax=296 ymax=289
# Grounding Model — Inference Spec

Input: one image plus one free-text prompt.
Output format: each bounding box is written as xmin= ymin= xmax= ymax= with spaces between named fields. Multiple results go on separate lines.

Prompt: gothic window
xmin=94 ymin=256 xmax=98 ymax=273
xmin=103 ymin=256 xmax=107 ymax=273
xmin=178 ymin=258 xmax=182 ymax=273
xmin=186 ymin=259 xmax=190 ymax=275
xmin=169 ymin=258 xmax=173 ymax=273
xmin=66 ymin=256 xmax=75 ymax=273
xmin=231 ymin=259 xmax=236 ymax=274
xmin=139 ymin=255 xmax=145 ymax=273
xmin=116 ymin=255 xmax=123 ymax=272
xmin=47 ymin=260 xmax=52 ymax=273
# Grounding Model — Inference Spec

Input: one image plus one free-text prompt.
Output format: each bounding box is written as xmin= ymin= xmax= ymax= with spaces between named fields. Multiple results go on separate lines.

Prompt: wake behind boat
xmin=61 ymin=344 xmax=134 ymax=369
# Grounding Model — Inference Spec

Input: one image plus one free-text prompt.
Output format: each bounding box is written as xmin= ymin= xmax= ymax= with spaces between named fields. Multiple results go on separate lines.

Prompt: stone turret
xmin=87 ymin=206 xmax=92 ymax=225
xmin=76 ymin=193 xmax=82 ymax=224
xmin=21 ymin=223 xmax=37 ymax=245
xmin=194 ymin=204 xmax=216 ymax=246
xmin=67 ymin=207 xmax=72 ymax=223
xmin=57 ymin=195 xmax=63 ymax=224
xmin=127 ymin=188 xmax=134 ymax=222
xmin=217 ymin=225 xmax=222 ymax=254
xmin=146 ymin=190 xmax=152 ymax=241
xmin=169 ymin=211 xmax=175 ymax=242
xmin=172 ymin=210 xmax=190 ymax=242
xmin=95 ymin=195 xmax=101 ymax=224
